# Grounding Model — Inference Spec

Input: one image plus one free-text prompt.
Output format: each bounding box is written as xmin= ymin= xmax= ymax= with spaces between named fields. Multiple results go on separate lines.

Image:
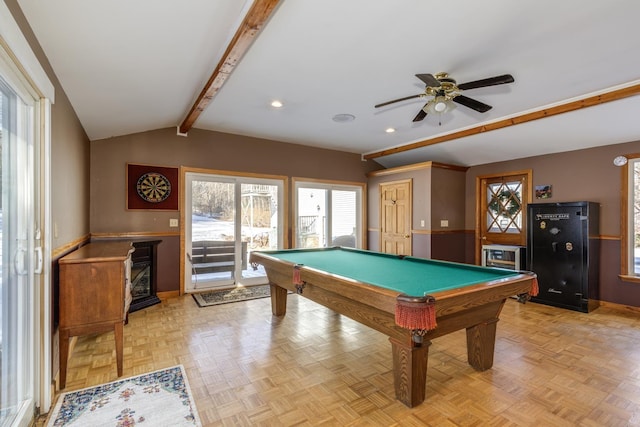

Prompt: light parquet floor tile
xmin=42 ymin=294 xmax=640 ymax=426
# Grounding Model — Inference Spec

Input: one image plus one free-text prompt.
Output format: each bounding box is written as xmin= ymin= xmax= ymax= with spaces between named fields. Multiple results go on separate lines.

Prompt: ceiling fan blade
xmin=415 ymin=73 xmax=440 ymax=88
xmin=452 ymin=95 xmax=492 ymax=113
xmin=457 ymin=74 xmax=514 ymax=91
xmin=412 ymin=104 xmax=428 ymax=122
xmin=375 ymin=94 xmax=421 ymax=108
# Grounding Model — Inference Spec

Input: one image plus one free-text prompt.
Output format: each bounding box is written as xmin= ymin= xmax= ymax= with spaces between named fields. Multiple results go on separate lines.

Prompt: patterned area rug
xmin=192 ymin=284 xmax=272 ymax=307
xmin=46 ymin=365 xmax=201 ymax=427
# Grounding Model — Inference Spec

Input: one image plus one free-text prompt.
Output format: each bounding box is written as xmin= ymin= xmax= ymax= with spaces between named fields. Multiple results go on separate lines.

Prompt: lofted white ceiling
xmin=16 ymin=0 xmax=640 ymax=168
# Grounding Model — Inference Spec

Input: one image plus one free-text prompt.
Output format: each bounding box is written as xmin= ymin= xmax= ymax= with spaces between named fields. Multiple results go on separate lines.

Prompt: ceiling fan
xmin=375 ymin=72 xmax=515 ymax=122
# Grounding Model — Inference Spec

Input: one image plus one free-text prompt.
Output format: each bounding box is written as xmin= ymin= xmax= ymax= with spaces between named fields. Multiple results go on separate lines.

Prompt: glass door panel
xmin=296 ymin=188 xmax=327 ymax=248
xmin=331 ymin=190 xmax=357 ymax=247
xmin=1 ymin=76 xmax=35 ymax=427
xmin=186 ymin=176 xmax=236 ymax=291
xmin=240 ymin=183 xmax=279 ymax=283
xmin=485 ymin=180 xmax=523 ymax=234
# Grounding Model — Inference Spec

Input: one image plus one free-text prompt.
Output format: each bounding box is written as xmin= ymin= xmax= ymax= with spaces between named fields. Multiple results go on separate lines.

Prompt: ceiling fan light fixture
xmin=425 ymin=96 xmax=456 ymax=115
xmin=434 ymin=100 xmax=447 ymax=113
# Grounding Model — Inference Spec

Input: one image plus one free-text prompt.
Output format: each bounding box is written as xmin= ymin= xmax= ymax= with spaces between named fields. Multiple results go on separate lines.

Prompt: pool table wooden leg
xmin=466 ymin=318 xmax=499 ymax=371
xmin=389 ymin=337 xmax=430 ymax=408
xmin=270 ymin=283 xmax=288 ymax=316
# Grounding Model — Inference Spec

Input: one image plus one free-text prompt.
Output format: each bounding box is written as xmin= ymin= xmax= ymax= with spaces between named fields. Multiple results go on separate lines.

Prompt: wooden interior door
xmin=476 ymin=171 xmax=531 ymax=263
xmin=380 ymin=179 xmax=412 ymax=255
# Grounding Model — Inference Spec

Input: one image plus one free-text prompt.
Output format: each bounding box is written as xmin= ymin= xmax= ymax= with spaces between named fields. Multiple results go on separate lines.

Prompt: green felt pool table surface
xmin=262 ymin=246 xmax=520 ymax=296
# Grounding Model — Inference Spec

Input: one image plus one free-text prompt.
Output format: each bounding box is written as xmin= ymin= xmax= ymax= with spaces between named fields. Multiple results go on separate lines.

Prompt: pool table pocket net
xmin=395 ymin=294 xmax=437 ymax=331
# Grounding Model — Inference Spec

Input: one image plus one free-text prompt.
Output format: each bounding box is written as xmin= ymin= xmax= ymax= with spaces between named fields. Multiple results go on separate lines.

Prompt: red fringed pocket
xmin=395 ymin=295 xmax=437 ymax=331
xmin=292 ymin=264 xmax=304 ymax=285
xmin=530 ymin=277 xmax=539 ymax=297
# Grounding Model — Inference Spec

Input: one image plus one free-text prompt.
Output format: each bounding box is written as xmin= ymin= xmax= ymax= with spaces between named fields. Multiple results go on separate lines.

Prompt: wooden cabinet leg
xmin=114 ymin=322 xmax=124 ymax=377
xmin=270 ymin=283 xmax=288 ymax=316
xmin=466 ymin=318 xmax=499 ymax=371
xmin=389 ymin=337 xmax=430 ymax=408
xmin=59 ymin=328 xmax=70 ymax=389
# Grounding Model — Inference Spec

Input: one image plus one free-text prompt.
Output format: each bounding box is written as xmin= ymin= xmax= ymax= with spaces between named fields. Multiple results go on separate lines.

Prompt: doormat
xmin=46 ymin=365 xmax=201 ymax=426
xmin=192 ymin=284 xmax=272 ymax=307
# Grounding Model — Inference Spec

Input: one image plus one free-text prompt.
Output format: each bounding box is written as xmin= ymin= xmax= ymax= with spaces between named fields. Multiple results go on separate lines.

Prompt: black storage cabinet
xmin=527 ymin=201 xmax=599 ymax=312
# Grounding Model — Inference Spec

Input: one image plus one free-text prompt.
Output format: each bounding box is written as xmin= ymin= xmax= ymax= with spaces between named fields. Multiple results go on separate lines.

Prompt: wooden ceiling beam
xmin=179 ymin=0 xmax=282 ymax=135
xmin=363 ymin=83 xmax=640 ymax=161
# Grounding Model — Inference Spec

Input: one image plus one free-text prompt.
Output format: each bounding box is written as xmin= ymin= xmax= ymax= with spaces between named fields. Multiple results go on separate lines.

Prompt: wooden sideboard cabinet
xmin=58 ymin=241 xmax=134 ymax=389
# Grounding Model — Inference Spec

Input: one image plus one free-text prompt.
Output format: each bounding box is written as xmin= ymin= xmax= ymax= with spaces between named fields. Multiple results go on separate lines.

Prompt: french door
xmin=0 ymin=75 xmax=38 ymax=426
xmin=184 ymin=171 xmax=284 ymax=292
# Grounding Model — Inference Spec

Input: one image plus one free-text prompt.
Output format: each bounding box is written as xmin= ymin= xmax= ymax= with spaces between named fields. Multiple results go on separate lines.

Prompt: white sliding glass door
xmin=184 ymin=171 xmax=284 ymax=292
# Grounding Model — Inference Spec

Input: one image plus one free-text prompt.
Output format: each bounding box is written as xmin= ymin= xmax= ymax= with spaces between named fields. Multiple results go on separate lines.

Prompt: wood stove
xmin=129 ymin=240 xmax=162 ymax=312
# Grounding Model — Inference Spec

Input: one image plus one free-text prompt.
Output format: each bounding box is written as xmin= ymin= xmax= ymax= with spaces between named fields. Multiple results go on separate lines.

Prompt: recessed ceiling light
xmin=332 ymin=113 xmax=356 ymax=123
xmin=271 ymin=100 xmax=283 ymax=108
xmin=385 ymin=127 xmax=396 ymax=133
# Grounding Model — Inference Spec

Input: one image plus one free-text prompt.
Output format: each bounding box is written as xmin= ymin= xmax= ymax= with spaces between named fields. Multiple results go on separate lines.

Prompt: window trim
xmin=619 ymin=154 xmax=640 ymax=282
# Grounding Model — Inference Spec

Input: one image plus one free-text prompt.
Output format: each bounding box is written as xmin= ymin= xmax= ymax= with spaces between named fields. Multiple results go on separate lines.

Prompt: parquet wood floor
xmin=43 ymin=294 xmax=640 ymax=426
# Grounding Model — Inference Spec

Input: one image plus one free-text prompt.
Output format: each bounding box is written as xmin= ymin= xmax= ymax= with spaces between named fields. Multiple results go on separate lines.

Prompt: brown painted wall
xmin=431 ymin=167 xmax=466 ymax=231
xmin=90 ymin=127 xmax=383 ymax=292
xmin=90 ymin=127 xmax=381 ymax=233
xmin=465 ymin=139 xmax=640 ymax=307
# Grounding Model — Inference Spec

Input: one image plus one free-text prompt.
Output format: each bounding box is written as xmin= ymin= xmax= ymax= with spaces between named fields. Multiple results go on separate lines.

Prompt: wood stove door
xmin=130 ymin=240 xmax=161 ymax=312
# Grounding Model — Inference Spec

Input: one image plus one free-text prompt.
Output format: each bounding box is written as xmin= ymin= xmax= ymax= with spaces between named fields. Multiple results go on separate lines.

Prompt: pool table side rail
xmin=429 ymin=271 xmax=536 ymax=316
xmin=252 ymin=251 xmax=400 ymax=312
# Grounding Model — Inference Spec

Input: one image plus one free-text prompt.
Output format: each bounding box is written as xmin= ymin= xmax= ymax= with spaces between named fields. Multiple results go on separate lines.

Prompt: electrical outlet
xmin=440 ymin=219 xmax=449 ymax=228
xmin=420 ymin=220 xmax=425 ymax=227
xmin=169 ymin=218 xmax=179 ymax=227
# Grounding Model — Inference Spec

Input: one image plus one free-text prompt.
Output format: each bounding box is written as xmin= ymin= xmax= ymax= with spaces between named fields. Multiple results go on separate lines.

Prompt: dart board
xmin=136 ymin=172 xmax=172 ymax=203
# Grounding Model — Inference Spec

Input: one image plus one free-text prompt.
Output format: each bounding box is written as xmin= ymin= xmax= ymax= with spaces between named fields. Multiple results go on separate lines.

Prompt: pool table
xmin=249 ymin=246 xmax=538 ymax=407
